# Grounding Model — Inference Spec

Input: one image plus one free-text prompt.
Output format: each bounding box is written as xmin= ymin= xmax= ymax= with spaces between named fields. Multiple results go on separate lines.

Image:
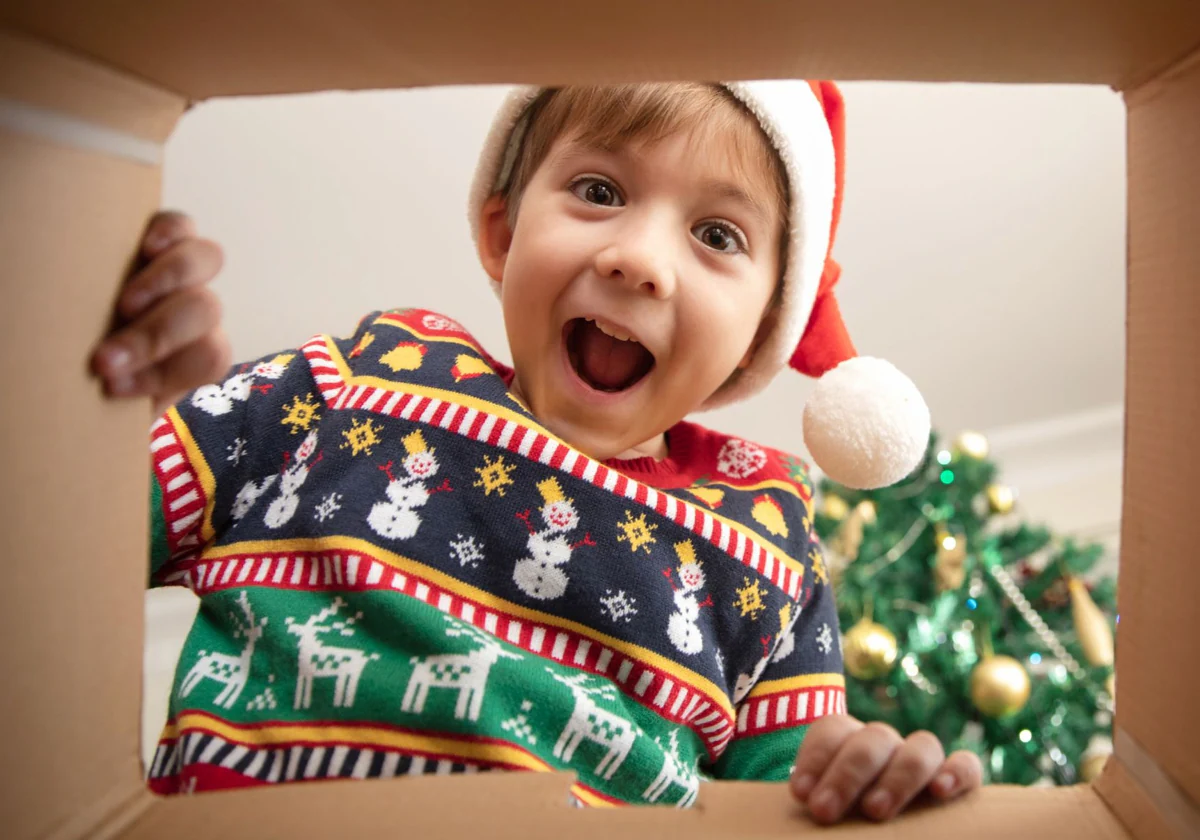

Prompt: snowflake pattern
xmin=809 ymin=548 xmax=828 ymax=585
xmin=616 ymin=510 xmax=658 ymax=554
xmin=500 ymin=699 xmax=538 ymax=746
xmin=314 ymin=492 xmax=343 ymax=523
xmin=716 ymin=438 xmax=768 ymax=479
xmin=816 ymin=622 xmax=834 ymax=655
xmin=340 ymin=417 xmax=383 ymax=457
xmin=422 ymin=313 xmax=464 ymax=332
xmin=714 ymin=647 xmax=726 ymax=677
xmin=449 ymin=534 xmax=485 ymax=568
xmin=226 ymin=437 xmax=247 ymax=466
xmin=599 ymin=589 xmax=639 ymax=623
xmin=280 ymin=393 xmax=321 ymax=435
xmin=733 ymin=577 xmax=768 ymax=620
xmin=473 ymin=454 xmax=516 ymax=497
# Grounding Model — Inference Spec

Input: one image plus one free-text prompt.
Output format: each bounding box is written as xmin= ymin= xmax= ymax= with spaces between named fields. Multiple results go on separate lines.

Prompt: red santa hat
xmin=468 ymin=81 xmax=930 ymax=489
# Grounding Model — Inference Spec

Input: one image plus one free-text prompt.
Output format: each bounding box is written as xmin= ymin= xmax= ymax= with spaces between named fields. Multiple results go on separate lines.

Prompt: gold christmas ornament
xmin=1069 ymin=578 xmax=1115 ymax=667
xmin=1080 ymin=753 xmax=1110 ymax=783
xmin=1079 ymin=736 xmax=1113 ymax=783
xmin=955 ymin=431 xmax=990 ymax=460
xmin=842 ymin=615 xmax=898 ymax=680
xmin=821 ymin=494 xmax=850 ymax=521
xmin=969 ymin=654 xmax=1031 ymax=718
xmin=830 ymin=500 xmax=877 ymax=562
xmin=933 ymin=527 xmax=968 ymax=592
xmin=986 ymin=483 xmax=1016 ymax=515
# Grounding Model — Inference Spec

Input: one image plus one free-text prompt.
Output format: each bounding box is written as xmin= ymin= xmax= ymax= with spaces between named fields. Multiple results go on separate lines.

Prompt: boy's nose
xmin=594 ymin=233 xmax=678 ymax=300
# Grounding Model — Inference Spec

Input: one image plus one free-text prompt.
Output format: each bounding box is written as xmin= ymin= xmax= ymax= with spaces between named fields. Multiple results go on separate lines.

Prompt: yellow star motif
xmin=473 ymin=454 xmax=516 ymax=497
xmin=340 ymin=417 xmax=383 ymax=457
xmin=616 ymin=510 xmax=658 ymax=554
xmin=280 ymin=393 xmax=321 ymax=435
xmin=733 ymin=577 xmax=768 ymax=620
xmin=810 ymin=548 xmax=828 ymax=585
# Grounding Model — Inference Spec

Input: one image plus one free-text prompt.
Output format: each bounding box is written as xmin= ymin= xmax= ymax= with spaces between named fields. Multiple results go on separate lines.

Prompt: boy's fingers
xmin=140 ymin=211 xmax=197 ymax=259
xmin=119 ymin=236 xmax=224 ymax=319
xmin=804 ymin=722 xmax=902 ymax=824
xmin=96 ymin=286 xmax=223 ymax=383
xmin=860 ymin=730 xmax=945 ymax=821
xmin=929 ymin=750 xmax=984 ymax=801
xmin=146 ymin=330 xmax=233 ymax=415
xmin=789 ymin=715 xmax=864 ymax=800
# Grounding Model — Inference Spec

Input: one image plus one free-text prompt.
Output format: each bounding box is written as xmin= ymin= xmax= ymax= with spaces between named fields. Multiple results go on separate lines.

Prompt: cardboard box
xmin=1 ymin=1 xmax=1197 ymax=837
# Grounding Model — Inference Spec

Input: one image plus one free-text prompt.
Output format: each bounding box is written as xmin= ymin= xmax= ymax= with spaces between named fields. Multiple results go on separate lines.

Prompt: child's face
xmin=483 ymin=126 xmax=782 ymax=461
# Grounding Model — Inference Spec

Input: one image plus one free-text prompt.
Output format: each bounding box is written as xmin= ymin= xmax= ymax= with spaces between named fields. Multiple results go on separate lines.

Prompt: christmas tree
xmin=814 ymin=430 xmax=1117 ymax=786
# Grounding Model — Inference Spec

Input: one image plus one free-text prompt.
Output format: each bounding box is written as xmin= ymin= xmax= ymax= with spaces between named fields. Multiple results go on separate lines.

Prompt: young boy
xmin=93 ymin=80 xmax=980 ymax=822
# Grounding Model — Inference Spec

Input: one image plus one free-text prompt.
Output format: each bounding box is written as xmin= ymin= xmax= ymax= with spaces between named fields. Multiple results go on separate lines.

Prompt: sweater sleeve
xmin=712 ymin=555 xmax=846 ymax=782
xmin=147 ymin=312 xmax=380 ymax=587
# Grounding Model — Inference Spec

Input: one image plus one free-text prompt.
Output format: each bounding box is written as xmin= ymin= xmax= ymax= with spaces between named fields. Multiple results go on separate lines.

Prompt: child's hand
xmin=790 ymin=715 xmax=982 ymax=824
xmin=91 ymin=211 xmax=230 ymax=415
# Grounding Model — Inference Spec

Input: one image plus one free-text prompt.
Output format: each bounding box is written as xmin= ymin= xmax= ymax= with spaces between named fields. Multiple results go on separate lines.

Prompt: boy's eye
xmin=693 ymin=222 xmax=745 ymax=254
xmin=570 ymin=177 xmax=624 ymax=207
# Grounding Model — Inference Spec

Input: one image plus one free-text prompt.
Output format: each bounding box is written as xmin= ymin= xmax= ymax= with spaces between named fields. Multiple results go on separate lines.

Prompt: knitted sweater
xmin=147 ymin=309 xmax=845 ymax=806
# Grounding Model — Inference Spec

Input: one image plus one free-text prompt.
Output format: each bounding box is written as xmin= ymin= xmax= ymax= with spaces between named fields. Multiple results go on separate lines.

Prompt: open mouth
xmin=564 ymin=317 xmax=656 ymax=393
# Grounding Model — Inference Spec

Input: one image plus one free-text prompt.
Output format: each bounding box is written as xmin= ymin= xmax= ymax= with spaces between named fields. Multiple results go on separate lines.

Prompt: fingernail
xmin=933 ymin=772 xmax=956 ymax=796
xmin=791 ymin=773 xmax=815 ymax=799
xmin=146 ymin=232 xmax=170 ymax=252
xmin=109 ymin=374 xmax=136 ymax=396
xmin=100 ymin=345 xmax=132 ymax=373
xmin=810 ymin=789 xmax=840 ymax=820
xmin=864 ymin=789 xmax=893 ymax=819
xmin=124 ymin=290 xmax=151 ymax=313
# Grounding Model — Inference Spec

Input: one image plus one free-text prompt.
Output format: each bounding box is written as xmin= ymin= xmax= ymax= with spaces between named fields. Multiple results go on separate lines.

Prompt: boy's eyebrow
xmin=696 ymin=178 xmax=774 ymax=228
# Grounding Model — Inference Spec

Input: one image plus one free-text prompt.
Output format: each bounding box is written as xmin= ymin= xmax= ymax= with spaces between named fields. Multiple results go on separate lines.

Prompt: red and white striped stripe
xmin=734 ymin=685 xmax=846 ymax=739
xmin=184 ymin=544 xmax=736 ymax=758
xmin=300 ymin=336 xmax=803 ymax=599
xmin=151 ymin=415 xmax=206 ymax=559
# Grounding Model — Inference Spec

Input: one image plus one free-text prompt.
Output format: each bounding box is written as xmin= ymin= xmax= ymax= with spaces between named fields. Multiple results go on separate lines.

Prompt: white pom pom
xmin=802 ymin=357 xmax=930 ymax=490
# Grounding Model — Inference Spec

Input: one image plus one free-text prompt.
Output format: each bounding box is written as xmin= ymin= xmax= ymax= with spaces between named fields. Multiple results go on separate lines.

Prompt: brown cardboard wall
xmin=3 ymin=1 xmax=1200 ymax=96
xmin=1119 ymin=50 xmax=1200 ymax=802
xmin=2 ymin=2 xmax=1200 ymax=837
xmin=0 ymin=31 xmax=185 ymax=840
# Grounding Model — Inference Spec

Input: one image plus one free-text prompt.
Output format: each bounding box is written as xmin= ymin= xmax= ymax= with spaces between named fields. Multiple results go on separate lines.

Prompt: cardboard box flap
xmin=3 ymin=0 xmax=1200 ymax=99
xmin=121 ymin=770 xmax=1129 ymax=839
xmin=1118 ymin=45 xmax=1200 ymax=809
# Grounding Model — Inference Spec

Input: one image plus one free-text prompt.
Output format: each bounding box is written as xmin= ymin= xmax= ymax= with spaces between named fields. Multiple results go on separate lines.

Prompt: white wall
xmin=145 ymin=83 xmax=1127 ymax=767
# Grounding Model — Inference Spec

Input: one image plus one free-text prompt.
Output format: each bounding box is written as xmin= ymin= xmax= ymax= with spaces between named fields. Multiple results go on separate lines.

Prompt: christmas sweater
xmin=147 ymin=308 xmax=845 ymax=806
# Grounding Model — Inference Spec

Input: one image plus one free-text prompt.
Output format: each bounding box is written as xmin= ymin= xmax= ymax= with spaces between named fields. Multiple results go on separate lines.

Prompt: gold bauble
xmin=969 ymin=654 xmax=1031 ymax=718
xmin=955 ymin=431 xmax=991 ymax=460
xmin=842 ymin=617 xmax=898 ymax=680
xmin=1080 ymin=752 xmax=1110 ymax=783
xmin=830 ymin=501 xmax=876 ymax=562
xmin=986 ymin=484 xmax=1016 ymax=515
xmin=821 ymin=494 xmax=850 ymax=521
xmin=1068 ymin=578 xmax=1115 ymax=667
xmin=933 ymin=528 xmax=968 ymax=592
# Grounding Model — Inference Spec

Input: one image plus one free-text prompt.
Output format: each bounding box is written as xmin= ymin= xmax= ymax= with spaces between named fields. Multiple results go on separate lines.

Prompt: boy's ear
xmin=738 ymin=302 xmax=780 ymax=369
xmin=477 ymin=194 xmax=513 ymax=285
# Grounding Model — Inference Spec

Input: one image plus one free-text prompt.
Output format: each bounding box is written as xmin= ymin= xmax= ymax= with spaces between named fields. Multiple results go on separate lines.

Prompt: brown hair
xmin=501 ymin=83 xmax=789 ymax=243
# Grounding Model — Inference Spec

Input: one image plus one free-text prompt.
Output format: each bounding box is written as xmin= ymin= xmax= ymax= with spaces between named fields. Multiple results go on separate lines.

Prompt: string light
xmin=940 ymin=469 xmax=955 ymax=485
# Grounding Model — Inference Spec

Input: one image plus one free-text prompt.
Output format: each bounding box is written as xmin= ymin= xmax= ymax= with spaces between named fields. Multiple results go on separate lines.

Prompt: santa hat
xmin=468 ymin=81 xmax=930 ymax=489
